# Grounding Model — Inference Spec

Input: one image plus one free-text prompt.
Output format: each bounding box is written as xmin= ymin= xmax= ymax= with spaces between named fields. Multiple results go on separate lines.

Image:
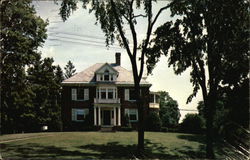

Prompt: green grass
xmin=0 ymin=131 xmax=216 ymax=159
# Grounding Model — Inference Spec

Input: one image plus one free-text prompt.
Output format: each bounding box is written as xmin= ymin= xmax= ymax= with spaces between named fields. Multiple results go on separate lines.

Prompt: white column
xmin=94 ymin=107 xmax=97 ymax=126
xmin=118 ymin=107 xmax=121 ymax=126
xmin=113 ymin=107 xmax=116 ymax=126
xmin=98 ymin=106 xmax=101 ymax=126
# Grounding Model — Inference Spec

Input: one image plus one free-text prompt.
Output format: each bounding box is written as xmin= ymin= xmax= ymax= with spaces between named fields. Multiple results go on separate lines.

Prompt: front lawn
xmin=0 ymin=131 xmax=226 ymax=159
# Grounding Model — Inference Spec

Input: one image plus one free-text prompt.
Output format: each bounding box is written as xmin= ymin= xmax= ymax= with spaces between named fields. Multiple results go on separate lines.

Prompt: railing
xmin=94 ymin=98 xmax=120 ymax=104
xmin=149 ymin=103 xmax=160 ymax=109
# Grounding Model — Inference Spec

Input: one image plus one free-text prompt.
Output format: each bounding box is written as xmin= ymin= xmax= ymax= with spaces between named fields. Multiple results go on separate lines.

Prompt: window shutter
xmin=84 ymin=109 xmax=89 ymax=115
xmin=125 ymin=109 xmax=129 ymax=115
xmin=72 ymin=109 xmax=76 ymax=121
xmin=72 ymin=88 xmax=77 ymax=100
xmin=125 ymin=89 xmax=129 ymax=101
xmin=84 ymin=88 xmax=89 ymax=100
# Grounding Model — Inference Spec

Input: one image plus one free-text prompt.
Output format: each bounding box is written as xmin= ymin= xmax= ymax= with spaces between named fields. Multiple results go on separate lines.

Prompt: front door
xmin=103 ymin=110 xmax=111 ymax=125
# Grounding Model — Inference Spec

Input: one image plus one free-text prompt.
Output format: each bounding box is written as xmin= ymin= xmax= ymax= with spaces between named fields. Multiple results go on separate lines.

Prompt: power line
xmin=49 ymin=38 xmax=123 ymax=49
xmin=51 ymin=35 xmax=121 ymax=47
xmin=48 ymin=31 xmax=105 ymax=41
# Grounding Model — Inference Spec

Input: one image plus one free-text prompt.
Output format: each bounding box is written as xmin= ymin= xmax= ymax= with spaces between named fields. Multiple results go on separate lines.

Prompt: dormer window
xmin=104 ymin=70 xmax=109 ymax=81
xmin=95 ymin=63 xmax=118 ymax=82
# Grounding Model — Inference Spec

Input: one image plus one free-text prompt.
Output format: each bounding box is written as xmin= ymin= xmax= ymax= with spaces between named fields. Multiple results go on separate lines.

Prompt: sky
xmin=33 ymin=0 xmax=200 ymax=121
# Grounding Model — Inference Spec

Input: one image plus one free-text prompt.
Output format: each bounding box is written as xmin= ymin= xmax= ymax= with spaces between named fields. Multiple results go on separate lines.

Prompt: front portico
xmin=94 ymin=104 xmax=121 ymax=126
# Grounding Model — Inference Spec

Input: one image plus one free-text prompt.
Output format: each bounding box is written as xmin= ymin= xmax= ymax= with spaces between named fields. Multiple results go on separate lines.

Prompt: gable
xmin=95 ymin=63 xmax=117 ymax=74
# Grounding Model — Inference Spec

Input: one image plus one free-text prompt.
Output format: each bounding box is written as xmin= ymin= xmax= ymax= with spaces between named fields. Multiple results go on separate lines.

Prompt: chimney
xmin=115 ymin=52 xmax=121 ymax=66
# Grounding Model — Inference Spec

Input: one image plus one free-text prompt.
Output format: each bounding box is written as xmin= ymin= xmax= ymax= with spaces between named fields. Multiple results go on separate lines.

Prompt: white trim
xmin=62 ymin=82 xmax=152 ymax=87
xmin=97 ymin=87 xmax=117 ymax=100
xmin=125 ymin=108 xmax=138 ymax=122
xmin=113 ymin=107 xmax=116 ymax=126
xmin=98 ymin=106 xmax=101 ymax=125
xmin=118 ymin=107 xmax=121 ymax=126
xmin=94 ymin=107 xmax=97 ymax=125
xmin=95 ymin=63 xmax=118 ymax=74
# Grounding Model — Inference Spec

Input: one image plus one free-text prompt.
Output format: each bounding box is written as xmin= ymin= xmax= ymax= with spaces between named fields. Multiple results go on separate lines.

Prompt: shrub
xmin=180 ymin=113 xmax=205 ymax=134
xmin=145 ymin=111 xmax=162 ymax=131
xmin=161 ymin=127 xmax=168 ymax=132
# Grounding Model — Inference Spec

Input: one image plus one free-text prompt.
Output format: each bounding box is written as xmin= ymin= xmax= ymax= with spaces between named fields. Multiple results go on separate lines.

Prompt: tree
xmin=64 ymin=60 xmax=76 ymax=79
xmin=159 ymin=91 xmax=180 ymax=128
xmin=197 ymin=81 xmax=249 ymax=158
xmin=0 ymin=0 xmax=47 ymax=133
xmin=197 ymin=100 xmax=226 ymax=135
xmin=59 ymin=0 xmax=176 ymax=154
xmin=180 ymin=113 xmax=205 ymax=134
xmin=146 ymin=0 xmax=249 ymax=158
xmin=145 ymin=111 xmax=162 ymax=131
xmin=27 ymin=57 xmax=62 ymax=131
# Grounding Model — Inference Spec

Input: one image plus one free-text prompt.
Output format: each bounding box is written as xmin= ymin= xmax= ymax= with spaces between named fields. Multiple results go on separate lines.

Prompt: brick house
xmin=61 ymin=53 xmax=159 ymax=131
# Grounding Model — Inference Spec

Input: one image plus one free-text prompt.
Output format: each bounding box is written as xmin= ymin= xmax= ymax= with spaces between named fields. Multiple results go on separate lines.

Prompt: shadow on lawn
xmin=177 ymin=134 xmax=205 ymax=143
xmin=0 ymin=143 xmax=99 ymax=159
xmin=1 ymin=137 xmax=206 ymax=159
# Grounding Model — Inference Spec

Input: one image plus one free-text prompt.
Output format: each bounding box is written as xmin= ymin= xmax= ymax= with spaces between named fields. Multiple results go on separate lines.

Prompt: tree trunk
xmin=134 ymin=79 xmax=144 ymax=156
xmin=205 ymin=89 xmax=216 ymax=159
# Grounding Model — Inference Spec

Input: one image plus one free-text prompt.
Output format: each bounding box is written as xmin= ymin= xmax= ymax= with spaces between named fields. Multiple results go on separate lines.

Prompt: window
xmin=97 ymin=88 xmax=116 ymax=99
xmin=104 ymin=70 xmax=109 ymax=81
xmin=124 ymin=89 xmax=137 ymax=101
xmin=72 ymin=109 xmax=89 ymax=121
xmin=150 ymin=94 xmax=154 ymax=103
xmin=129 ymin=89 xmax=136 ymax=100
xmin=104 ymin=75 xmax=109 ymax=81
xmin=71 ymin=88 xmax=89 ymax=101
xmin=101 ymin=89 xmax=106 ymax=99
xmin=108 ymin=89 xmax=113 ymax=99
xmin=77 ymin=88 xmax=84 ymax=100
xmin=125 ymin=109 xmax=138 ymax=122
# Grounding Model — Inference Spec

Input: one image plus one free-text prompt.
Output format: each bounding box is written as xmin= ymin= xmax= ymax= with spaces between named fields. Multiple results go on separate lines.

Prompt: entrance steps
xmin=100 ymin=126 xmax=115 ymax=132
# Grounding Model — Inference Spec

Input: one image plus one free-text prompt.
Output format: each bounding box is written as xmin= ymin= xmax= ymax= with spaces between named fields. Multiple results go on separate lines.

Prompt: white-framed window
xmin=125 ymin=108 xmax=138 ymax=122
xmin=124 ymin=89 xmax=137 ymax=101
xmin=96 ymin=72 xmax=116 ymax=82
xmin=97 ymin=87 xmax=117 ymax=99
xmin=71 ymin=88 xmax=89 ymax=101
xmin=72 ymin=108 xmax=89 ymax=121
xmin=108 ymin=89 xmax=114 ymax=99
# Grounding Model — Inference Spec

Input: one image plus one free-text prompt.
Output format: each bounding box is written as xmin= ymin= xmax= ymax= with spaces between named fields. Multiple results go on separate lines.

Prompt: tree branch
xmin=128 ymin=0 xmax=138 ymax=58
xmin=110 ymin=0 xmax=133 ymax=59
xmin=151 ymin=1 xmax=175 ymax=30
xmin=133 ymin=14 xmax=147 ymax=18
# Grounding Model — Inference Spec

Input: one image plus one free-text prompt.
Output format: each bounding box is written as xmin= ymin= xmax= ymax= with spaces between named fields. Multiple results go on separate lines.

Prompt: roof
xmin=62 ymin=63 xmax=151 ymax=86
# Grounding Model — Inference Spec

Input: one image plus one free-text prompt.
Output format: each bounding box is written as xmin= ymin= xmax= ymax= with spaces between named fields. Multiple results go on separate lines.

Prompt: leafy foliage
xmin=27 ymin=57 xmax=63 ymax=132
xmin=159 ymin=91 xmax=180 ymax=128
xmin=180 ymin=113 xmax=205 ymax=134
xmin=64 ymin=60 xmax=76 ymax=79
xmin=145 ymin=111 xmax=162 ymax=131
xmin=1 ymin=0 xmax=48 ymax=133
xmin=146 ymin=0 xmax=249 ymax=158
xmin=1 ymin=0 xmax=63 ymax=133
